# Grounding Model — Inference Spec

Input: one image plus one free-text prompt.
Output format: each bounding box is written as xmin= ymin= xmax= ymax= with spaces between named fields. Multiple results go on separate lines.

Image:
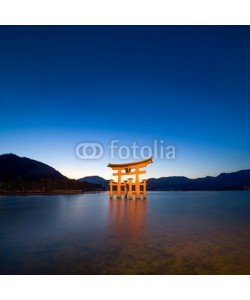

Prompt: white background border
xmin=0 ymin=0 xmax=250 ymax=299
xmin=1 ymin=275 xmax=250 ymax=300
xmin=0 ymin=0 xmax=250 ymax=25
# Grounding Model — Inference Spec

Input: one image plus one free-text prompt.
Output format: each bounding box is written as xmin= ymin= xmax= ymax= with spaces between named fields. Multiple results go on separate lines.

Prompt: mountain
xmin=0 ymin=154 xmax=103 ymax=193
xmin=147 ymin=170 xmax=250 ymax=190
xmin=0 ymin=153 xmax=66 ymax=181
xmin=79 ymin=176 xmax=109 ymax=189
xmin=80 ymin=170 xmax=250 ymax=191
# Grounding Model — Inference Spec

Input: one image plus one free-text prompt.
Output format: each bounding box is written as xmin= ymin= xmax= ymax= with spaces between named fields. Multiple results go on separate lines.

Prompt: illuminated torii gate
xmin=107 ymin=157 xmax=153 ymax=199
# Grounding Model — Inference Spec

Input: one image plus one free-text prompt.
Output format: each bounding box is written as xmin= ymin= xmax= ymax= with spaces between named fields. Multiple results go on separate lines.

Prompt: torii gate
xmin=107 ymin=157 xmax=153 ymax=199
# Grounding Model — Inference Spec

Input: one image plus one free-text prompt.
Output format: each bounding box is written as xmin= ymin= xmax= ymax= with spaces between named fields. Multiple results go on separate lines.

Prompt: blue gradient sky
xmin=0 ymin=26 xmax=250 ymax=179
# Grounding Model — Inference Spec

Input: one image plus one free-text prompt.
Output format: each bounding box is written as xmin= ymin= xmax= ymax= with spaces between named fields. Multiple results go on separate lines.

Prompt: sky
xmin=0 ymin=26 xmax=250 ymax=179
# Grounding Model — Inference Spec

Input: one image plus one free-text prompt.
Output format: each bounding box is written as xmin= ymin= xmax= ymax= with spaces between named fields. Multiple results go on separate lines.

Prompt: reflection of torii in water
xmin=109 ymin=198 xmax=147 ymax=238
xmin=107 ymin=157 xmax=153 ymax=199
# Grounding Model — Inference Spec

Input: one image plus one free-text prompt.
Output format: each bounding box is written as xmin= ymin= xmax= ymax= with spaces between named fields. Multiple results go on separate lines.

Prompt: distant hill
xmin=0 ymin=153 xmax=66 ymax=181
xmin=80 ymin=169 xmax=250 ymax=191
xmin=147 ymin=170 xmax=250 ymax=190
xmin=79 ymin=176 xmax=109 ymax=189
xmin=0 ymin=154 xmax=103 ymax=193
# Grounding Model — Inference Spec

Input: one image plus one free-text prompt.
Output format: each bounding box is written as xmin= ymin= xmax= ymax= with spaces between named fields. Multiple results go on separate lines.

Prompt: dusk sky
xmin=0 ymin=26 xmax=250 ymax=179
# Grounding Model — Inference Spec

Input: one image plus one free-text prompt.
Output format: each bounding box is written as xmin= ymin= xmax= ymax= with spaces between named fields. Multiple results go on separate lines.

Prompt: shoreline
xmin=0 ymin=189 xmax=249 ymax=196
xmin=0 ymin=190 xmax=105 ymax=196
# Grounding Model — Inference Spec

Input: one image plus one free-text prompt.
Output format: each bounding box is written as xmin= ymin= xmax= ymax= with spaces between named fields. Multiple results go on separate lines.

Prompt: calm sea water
xmin=0 ymin=191 xmax=250 ymax=274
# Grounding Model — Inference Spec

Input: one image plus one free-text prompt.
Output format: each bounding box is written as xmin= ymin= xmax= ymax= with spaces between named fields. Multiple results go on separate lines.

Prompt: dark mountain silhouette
xmin=78 ymin=175 xmax=109 ymax=189
xmin=81 ymin=169 xmax=250 ymax=191
xmin=0 ymin=153 xmax=66 ymax=181
xmin=147 ymin=170 xmax=250 ymax=190
xmin=0 ymin=154 xmax=102 ymax=193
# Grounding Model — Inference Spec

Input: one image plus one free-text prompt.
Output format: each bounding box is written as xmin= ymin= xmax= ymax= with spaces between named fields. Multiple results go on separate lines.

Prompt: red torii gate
xmin=107 ymin=157 xmax=153 ymax=199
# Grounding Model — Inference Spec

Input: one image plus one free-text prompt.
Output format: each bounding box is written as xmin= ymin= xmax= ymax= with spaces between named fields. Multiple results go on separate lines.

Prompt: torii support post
xmin=117 ymin=169 xmax=122 ymax=198
xmin=127 ymin=178 xmax=133 ymax=199
xmin=109 ymin=179 xmax=114 ymax=198
xmin=123 ymin=180 xmax=128 ymax=198
xmin=142 ymin=179 xmax=147 ymax=198
xmin=135 ymin=168 xmax=140 ymax=199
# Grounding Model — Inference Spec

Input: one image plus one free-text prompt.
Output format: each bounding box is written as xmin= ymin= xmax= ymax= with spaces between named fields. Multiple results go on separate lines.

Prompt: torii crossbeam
xmin=107 ymin=157 xmax=153 ymax=199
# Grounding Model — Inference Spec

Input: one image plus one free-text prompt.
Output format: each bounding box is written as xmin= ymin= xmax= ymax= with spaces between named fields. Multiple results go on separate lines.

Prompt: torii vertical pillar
xmin=142 ymin=179 xmax=147 ymax=198
xmin=127 ymin=178 xmax=133 ymax=199
xmin=123 ymin=180 xmax=128 ymax=198
xmin=135 ymin=168 xmax=140 ymax=199
xmin=109 ymin=179 xmax=114 ymax=198
xmin=117 ymin=169 xmax=122 ymax=198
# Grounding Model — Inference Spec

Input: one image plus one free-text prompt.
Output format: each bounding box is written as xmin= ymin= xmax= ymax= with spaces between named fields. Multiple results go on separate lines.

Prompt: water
xmin=1 ymin=191 xmax=250 ymax=274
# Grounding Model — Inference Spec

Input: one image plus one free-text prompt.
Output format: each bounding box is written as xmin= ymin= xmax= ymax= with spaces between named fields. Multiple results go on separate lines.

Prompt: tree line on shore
xmin=0 ymin=177 xmax=103 ymax=193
